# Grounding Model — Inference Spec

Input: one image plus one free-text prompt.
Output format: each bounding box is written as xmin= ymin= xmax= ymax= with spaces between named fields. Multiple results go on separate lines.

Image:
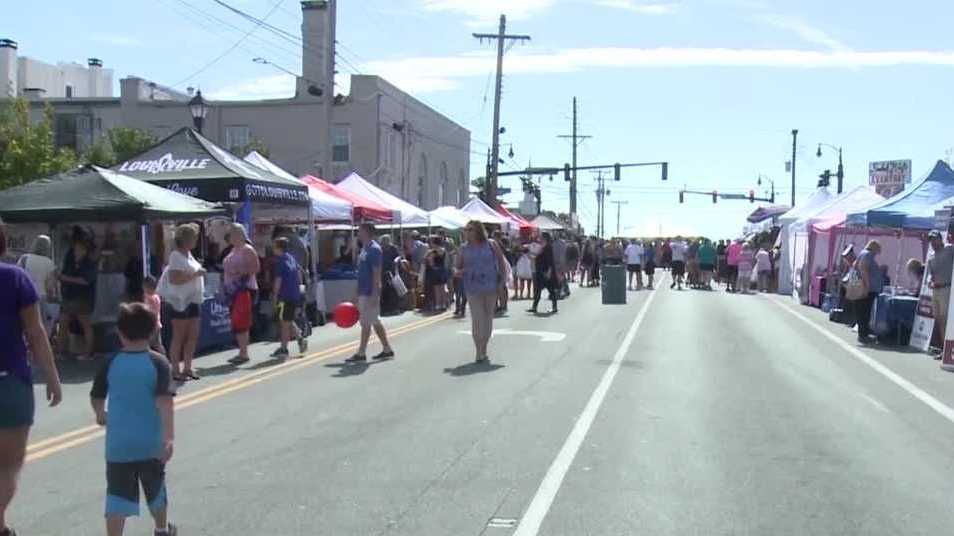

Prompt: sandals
xmin=183 ymin=370 xmax=201 ymax=380
xmin=227 ymin=355 xmax=250 ymax=365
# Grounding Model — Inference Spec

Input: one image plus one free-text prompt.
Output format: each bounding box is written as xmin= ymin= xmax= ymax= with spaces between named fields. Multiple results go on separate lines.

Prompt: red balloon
xmin=334 ymin=301 xmax=360 ymax=328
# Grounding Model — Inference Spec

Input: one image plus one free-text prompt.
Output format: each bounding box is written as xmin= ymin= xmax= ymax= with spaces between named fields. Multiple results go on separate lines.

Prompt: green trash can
xmin=601 ymin=263 xmax=627 ymax=304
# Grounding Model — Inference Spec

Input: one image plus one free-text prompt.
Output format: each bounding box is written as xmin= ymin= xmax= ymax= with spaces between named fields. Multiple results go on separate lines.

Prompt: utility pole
xmin=557 ymin=97 xmax=592 ymax=222
xmin=612 ymin=200 xmax=628 ymax=236
xmin=474 ymin=15 xmax=530 ymax=207
xmin=791 ymin=129 xmax=798 ymax=207
xmin=593 ymin=169 xmax=609 ymax=237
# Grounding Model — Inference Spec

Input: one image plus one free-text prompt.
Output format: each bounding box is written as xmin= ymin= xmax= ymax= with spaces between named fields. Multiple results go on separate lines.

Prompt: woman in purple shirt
xmin=0 ymin=218 xmax=62 ymax=536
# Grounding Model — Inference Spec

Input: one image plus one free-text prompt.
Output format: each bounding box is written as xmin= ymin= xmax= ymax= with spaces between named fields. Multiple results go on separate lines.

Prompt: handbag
xmin=390 ymin=271 xmax=408 ymax=297
xmin=845 ymin=268 xmax=868 ymax=301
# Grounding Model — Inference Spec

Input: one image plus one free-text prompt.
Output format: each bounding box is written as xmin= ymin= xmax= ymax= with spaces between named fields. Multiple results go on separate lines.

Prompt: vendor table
xmin=160 ymin=296 xmax=234 ymax=355
xmin=316 ymin=269 xmax=358 ymax=314
xmin=872 ymin=293 xmax=918 ymax=345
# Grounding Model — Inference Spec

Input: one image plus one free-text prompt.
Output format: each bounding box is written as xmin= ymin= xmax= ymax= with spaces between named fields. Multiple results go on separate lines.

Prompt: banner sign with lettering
xmin=869 ymin=159 xmax=912 ymax=198
xmin=114 ymin=127 xmax=308 ymax=205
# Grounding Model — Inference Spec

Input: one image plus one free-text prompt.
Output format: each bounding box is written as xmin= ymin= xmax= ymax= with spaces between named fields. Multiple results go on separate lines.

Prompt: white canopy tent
xmin=776 ymin=187 xmax=834 ymax=295
xmin=789 ymin=186 xmax=885 ymax=301
xmin=429 ymin=206 xmax=470 ymax=229
xmin=531 ymin=214 xmax=564 ymax=231
xmin=244 ymin=151 xmax=352 ymax=222
xmin=337 ymin=172 xmax=430 ymax=226
xmin=460 ymin=197 xmax=509 ymax=226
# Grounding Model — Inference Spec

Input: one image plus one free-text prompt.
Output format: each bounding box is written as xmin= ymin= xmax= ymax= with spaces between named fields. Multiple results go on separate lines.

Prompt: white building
xmin=0 ymin=38 xmax=113 ymax=99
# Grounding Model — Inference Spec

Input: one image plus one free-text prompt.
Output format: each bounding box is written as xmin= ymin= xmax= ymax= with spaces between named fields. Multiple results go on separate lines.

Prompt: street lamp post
xmin=188 ymin=90 xmax=208 ymax=134
xmin=816 ymin=143 xmax=844 ymax=194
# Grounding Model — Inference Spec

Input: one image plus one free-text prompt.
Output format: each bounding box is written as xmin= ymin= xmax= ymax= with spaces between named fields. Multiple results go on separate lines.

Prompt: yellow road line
xmin=26 ymin=313 xmax=449 ymax=463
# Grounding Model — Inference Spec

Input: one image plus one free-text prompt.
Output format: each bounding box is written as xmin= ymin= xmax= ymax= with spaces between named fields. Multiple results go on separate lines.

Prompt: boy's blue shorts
xmin=105 ymin=459 xmax=168 ymax=517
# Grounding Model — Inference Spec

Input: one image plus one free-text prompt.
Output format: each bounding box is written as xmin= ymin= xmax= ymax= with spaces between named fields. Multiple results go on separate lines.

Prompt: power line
xmin=171 ymin=0 xmax=285 ymax=87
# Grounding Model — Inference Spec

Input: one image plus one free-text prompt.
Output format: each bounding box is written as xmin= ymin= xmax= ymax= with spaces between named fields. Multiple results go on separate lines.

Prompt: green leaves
xmin=106 ymin=126 xmax=157 ymax=164
xmin=0 ymin=98 xmax=76 ymax=190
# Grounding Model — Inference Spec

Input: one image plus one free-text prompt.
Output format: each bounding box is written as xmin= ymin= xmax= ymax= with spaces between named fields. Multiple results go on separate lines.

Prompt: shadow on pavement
xmin=443 ymin=361 xmax=505 ymax=376
xmin=324 ymin=361 xmax=384 ymax=377
xmin=195 ymin=362 xmax=239 ymax=377
xmin=245 ymin=357 xmax=287 ymax=371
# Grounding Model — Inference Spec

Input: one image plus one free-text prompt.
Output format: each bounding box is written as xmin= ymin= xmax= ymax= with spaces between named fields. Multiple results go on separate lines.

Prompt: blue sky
xmin=8 ymin=0 xmax=954 ymax=237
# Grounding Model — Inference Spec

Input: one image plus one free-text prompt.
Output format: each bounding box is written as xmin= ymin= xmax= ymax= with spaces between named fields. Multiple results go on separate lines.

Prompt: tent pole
xmin=141 ymin=224 xmax=150 ymax=279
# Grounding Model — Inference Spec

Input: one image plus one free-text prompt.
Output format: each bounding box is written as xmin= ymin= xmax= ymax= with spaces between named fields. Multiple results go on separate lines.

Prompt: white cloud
xmin=595 ymin=0 xmax=679 ymax=15
xmin=420 ymin=0 xmax=556 ymax=25
xmin=207 ymin=74 xmax=295 ymax=101
xmin=366 ymin=46 xmax=954 ymax=82
xmin=89 ymin=34 xmax=143 ymax=48
xmin=755 ymin=13 xmax=851 ymax=52
xmin=210 ymin=46 xmax=954 ymax=99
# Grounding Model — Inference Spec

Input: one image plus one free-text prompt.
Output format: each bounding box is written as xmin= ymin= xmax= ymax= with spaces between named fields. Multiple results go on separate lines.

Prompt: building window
xmin=439 ymin=161 xmax=449 ymax=207
xmin=332 ymin=126 xmax=350 ymax=163
xmin=65 ymin=85 xmax=73 ymax=98
xmin=458 ymin=170 xmax=466 ymax=205
xmin=225 ymin=126 xmax=251 ymax=153
xmin=54 ymin=114 xmax=78 ymax=150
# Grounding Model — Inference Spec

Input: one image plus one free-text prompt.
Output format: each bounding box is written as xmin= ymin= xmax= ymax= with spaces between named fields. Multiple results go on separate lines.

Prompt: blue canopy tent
xmin=846 ymin=160 xmax=954 ymax=229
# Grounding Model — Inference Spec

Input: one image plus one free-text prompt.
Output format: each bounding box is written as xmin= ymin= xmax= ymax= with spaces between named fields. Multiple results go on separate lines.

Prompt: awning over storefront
xmin=0 ymin=165 xmax=225 ymax=223
xmin=115 ymin=127 xmax=308 ymax=205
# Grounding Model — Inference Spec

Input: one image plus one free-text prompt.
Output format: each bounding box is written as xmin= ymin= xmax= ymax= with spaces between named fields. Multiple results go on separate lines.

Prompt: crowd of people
xmin=2 ymin=209 xmax=794 ymax=536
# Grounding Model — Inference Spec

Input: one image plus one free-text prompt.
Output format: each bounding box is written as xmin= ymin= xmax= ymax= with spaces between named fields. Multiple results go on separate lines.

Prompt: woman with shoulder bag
xmin=159 ymin=223 xmax=206 ymax=381
xmin=455 ymin=221 xmax=509 ymax=363
xmin=223 ymin=224 xmax=261 ymax=365
xmin=849 ymin=240 xmax=883 ymax=344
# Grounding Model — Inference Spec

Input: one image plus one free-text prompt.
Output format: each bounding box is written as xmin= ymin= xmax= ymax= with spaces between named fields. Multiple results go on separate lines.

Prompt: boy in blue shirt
xmin=271 ymin=237 xmax=308 ymax=358
xmin=91 ymin=302 xmax=177 ymax=536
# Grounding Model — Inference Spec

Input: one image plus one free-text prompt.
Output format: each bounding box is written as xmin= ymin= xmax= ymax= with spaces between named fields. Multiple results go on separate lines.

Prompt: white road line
xmin=766 ymin=296 xmax=954 ymax=425
xmin=859 ymin=393 xmax=890 ymax=413
xmin=512 ymin=275 xmax=664 ymax=536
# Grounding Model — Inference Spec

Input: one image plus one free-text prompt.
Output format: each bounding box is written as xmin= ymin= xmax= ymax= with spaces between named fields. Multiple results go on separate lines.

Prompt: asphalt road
xmin=14 ymin=274 xmax=954 ymax=535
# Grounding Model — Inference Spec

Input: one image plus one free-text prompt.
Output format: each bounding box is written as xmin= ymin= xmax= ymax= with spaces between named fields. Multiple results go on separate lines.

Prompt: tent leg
xmin=141 ymin=224 xmax=150 ymax=279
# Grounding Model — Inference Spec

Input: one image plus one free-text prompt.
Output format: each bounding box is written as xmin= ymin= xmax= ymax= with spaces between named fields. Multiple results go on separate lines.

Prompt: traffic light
xmin=712 ymin=190 xmax=718 ymax=203
xmin=818 ymin=169 xmax=832 ymax=187
xmin=749 ymin=190 xmax=755 ymax=203
xmin=661 ymin=162 xmax=668 ymax=181
xmin=564 ymin=163 xmax=571 ymax=182
xmin=614 ymin=163 xmax=621 ymax=181
xmin=679 ymin=190 xmax=684 ymax=204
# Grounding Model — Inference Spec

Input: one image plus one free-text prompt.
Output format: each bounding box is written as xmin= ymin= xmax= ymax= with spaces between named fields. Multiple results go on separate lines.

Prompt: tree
xmin=0 ymin=98 xmax=76 ymax=190
xmin=471 ymin=176 xmax=486 ymax=193
xmin=83 ymin=139 xmax=116 ymax=167
xmin=234 ymin=138 xmax=270 ymax=158
xmin=107 ymin=126 xmax=157 ymax=164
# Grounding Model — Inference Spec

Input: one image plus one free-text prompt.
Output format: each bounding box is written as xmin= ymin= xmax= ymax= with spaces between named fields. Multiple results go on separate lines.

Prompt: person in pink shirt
xmin=725 ymin=239 xmax=742 ymax=292
xmin=142 ymin=276 xmax=166 ymax=355
xmin=736 ymin=241 xmax=755 ymax=294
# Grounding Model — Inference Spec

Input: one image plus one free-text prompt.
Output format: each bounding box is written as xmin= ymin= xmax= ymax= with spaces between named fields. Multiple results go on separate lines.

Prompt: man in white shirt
xmin=624 ymin=240 xmax=644 ymax=290
xmin=670 ymin=239 xmax=687 ymax=290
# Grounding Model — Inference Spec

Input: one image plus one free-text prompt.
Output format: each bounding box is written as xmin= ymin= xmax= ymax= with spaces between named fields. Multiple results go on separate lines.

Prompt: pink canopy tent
xmin=300 ymin=175 xmax=393 ymax=223
xmin=808 ymin=216 xmax=927 ymax=295
xmin=496 ymin=204 xmax=537 ymax=235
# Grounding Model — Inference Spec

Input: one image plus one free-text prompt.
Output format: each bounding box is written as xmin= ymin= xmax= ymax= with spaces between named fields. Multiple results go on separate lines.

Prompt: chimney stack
xmin=298 ymin=0 xmax=335 ymax=99
xmin=0 ymin=38 xmax=18 ymax=98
